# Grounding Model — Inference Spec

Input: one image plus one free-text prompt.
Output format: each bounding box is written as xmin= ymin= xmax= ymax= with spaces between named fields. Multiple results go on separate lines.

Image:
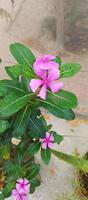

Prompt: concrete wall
xmin=0 ymin=0 xmax=88 ymax=62
xmin=64 ymin=0 xmax=88 ymax=53
xmin=0 ymin=0 xmax=64 ymax=55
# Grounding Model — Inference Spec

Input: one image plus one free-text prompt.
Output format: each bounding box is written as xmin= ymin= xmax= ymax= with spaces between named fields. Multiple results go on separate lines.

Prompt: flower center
xmin=45 ymin=137 xmax=50 ymax=144
xmin=21 ymin=183 xmax=25 ymax=188
xmin=43 ymin=79 xmax=48 ymax=84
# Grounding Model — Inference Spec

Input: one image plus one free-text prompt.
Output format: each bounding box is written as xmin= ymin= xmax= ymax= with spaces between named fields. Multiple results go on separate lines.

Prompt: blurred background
xmin=0 ymin=0 xmax=88 ymax=101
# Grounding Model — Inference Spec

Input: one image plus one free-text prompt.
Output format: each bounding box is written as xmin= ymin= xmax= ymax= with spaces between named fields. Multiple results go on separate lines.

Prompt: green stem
xmin=51 ymin=149 xmax=88 ymax=173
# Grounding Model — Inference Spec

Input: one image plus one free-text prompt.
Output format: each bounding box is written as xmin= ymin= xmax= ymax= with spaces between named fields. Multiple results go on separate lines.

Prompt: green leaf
xmin=0 ymin=193 xmax=4 ymax=200
xmin=21 ymin=64 xmax=36 ymax=79
xmin=60 ymin=63 xmax=81 ymax=78
xmin=30 ymin=185 xmax=35 ymax=194
xmin=51 ymin=149 xmax=88 ymax=173
xmin=40 ymin=115 xmax=47 ymax=130
xmin=41 ymin=148 xmax=51 ymax=165
xmin=3 ymin=181 xmax=16 ymax=198
xmin=54 ymin=56 xmax=62 ymax=65
xmin=0 ymin=92 xmax=33 ymax=117
xmin=50 ymin=131 xmax=64 ymax=144
xmin=37 ymin=99 xmax=75 ymax=120
xmin=5 ymin=64 xmax=36 ymax=79
xmin=5 ymin=161 xmax=24 ymax=178
xmin=27 ymin=164 xmax=40 ymax=180
xmin=12 ymin=106 xmax=31 ymax=137
xmin=27 ymin=140 xmax=41 ymax=156
xmin=5 ymin=64 xmax=21 ymax=79
xmin=0 ymin=120 xmax=9 ymax=134
xmin=29 ymin=113 xmax=46 ymax=138
xmin=46 ymin=124 xmax=52 ymax=131
xmin=15 ymin=148 xmax=23 ymax=165
xmin=47 ymin=90 xmax=78 ymax=109
xmin=10 ymin=43 xmax=36 ymax=67
xmin=30 ymin=177 xmax=41 ymax=188
xmin=0 ymin=79 xmax=25 ymax=97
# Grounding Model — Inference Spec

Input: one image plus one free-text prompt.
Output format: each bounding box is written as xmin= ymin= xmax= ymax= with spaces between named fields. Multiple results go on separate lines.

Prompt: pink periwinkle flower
xmin=12 ymin=178 xmax=30 ymax=200
xmin=40 ymin=132 xmax=54 ymax=149
xmin=33 ymin=54 xmax=58 ymax=70
xmin=30 ymin=55 xmax=64 ymax=100
xmin=12 ymin=189 xmax=29 ymax=200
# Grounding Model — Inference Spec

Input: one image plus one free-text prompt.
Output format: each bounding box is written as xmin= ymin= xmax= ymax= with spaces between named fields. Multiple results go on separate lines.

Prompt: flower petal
xmin=43 ymin=55 xmax=56 ymax=60
xmin=23 ymin=179 xmax=30 ymax=185
xmin=16 ymin=184 xmax=24 ymax=194
xmin=12 ymin=189 xmax=18 ymax=197
xmin=46 ymin=132 xmax=50 ymax=138
xmin=17 ymin=178 xmax=23 ymax=184
xmin=22 ymin=195 xmax=29 ymax=200
xmin=49 ymin=135 xmax=54 ymax=142
xmin=33 ymin=55 xmax=58 ymax=71
xmin=38 ymin=84 xmax=47 ymax=100
xmin=33 ymin=64 xmax=47 ymax=79
xmin=24 ymin=184 xmax=30 ymax=194
xmin=48 ymin=68 xmax=60 ymax=81
xmin=48 ymin=80 xmax=64 ymax=93
xmin=30 ymin=79 xmax=43 ymax=92
xmin=41 ymin=142 xmax=47 ymax=149
xmin=48 ymin=142 xmax=54 ymax=149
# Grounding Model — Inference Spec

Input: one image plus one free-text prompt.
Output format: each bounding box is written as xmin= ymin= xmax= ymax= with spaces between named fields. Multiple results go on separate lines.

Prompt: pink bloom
xmin=12 ymin=189 xmax=28 ymax=200
xmin=16 ymin=178 xmax=30 ymax=194
xmin=40 ymin=132 xmax=54 ymax=149
xmin=30 ymin=55 xmax=63 ymax=99
xmin=33 ymin=55 xmax=58 ymax=70
xmin=12 ymin=178 xmax=30 ymax=200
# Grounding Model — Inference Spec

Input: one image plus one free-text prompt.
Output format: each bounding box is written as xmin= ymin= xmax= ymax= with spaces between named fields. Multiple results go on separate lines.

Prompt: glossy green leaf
xmin=41 ymin=148 xmax=51 ymax=165
xmin=12 ymin=106 xmax=31 ymax=137
xmin=0 ymin=92 xmax=33 ymax=117
xmin=30 ymin=177 xmax=41 ymax=188
xmin=5 ymin=64 xmax=21 ymax=78
xmin=37 ymin=99 xmax=75 ymax=120
xmin=60 ymin=63 xmax=81 ymax=78
xmin=3 ymin=181 xmax=16 ymax=198
xmin=27 ymin=164 xmax=40 ymax=180
xmin=0 ymin=120 xmax=9 ymax=134
xmin=50 ymin=131 xmax=64 ymax=144
xmin=15 ymin=148 xmax=23 ymax=165
xmin=5 ymin=161 xmax=24 ymax=178
xmin=27 ymin=140 xmax=41 ymax=156
xmin=52 ymin=149 xmax=88 ymax=173
xmin=54 ymin=56 xmax=62 ymax=65
xmin=21 ymin=64 xmax=36 ymax=79
xmin=10 ymin=43 xmax=36 ymax=67
xmin=29 ymin=113 xmax=46 ymax=138
xmin=47 ymin=90 xmax=78 ymax=109
xmin=30 ymin=185 xmax=35 ymax=194
xmin=0 ymin=79 xmax=25 ymax=97
xmin=5 ymin=64 xmax=36 ymax=79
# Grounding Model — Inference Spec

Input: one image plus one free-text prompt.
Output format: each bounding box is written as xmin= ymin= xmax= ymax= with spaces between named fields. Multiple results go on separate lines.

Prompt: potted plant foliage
xmin=0 ymin=43 xmax=88 ymax=200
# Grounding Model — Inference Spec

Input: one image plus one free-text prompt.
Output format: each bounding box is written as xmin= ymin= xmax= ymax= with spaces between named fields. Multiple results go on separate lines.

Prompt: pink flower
xmin=16 ymin=178 xmax=30 ymax=194
xmin=33 ymin=55 xmax=58 ymax=70
xmin=30 ymin=55 xmax=63 ymax=99
xmin=40 ymin=132 xmax=54 ymax=149
xmin=12 ymin=189 xmax=28 ymax=200
xmin=12 ymin=178 xmax=30 ymax=200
